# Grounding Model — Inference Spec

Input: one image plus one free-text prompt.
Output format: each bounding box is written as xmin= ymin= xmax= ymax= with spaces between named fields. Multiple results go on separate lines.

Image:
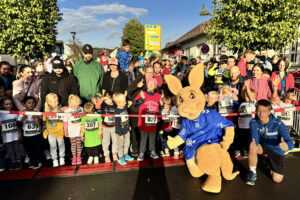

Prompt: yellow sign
xmin=145 ymin=24 xmax=161 ymax=51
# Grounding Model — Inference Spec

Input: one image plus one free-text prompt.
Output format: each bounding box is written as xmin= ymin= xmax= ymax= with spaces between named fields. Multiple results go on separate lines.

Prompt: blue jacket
xmin=116 ymin=50 xmax=131 ymax=71
xmin=177 ymin=108 xmax=234 ymax=159
xmin=250 ymin=114 xmax=294 ymax=156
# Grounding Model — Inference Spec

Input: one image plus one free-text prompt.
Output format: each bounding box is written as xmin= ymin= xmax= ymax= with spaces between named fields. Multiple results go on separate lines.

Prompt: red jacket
xmin=270 ymin=72 xmax=294 ymax=93
xmin=237 ymin=58 xmax=247 ymax=77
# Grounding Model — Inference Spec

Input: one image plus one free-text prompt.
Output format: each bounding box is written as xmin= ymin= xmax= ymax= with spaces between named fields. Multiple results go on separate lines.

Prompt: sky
xmin=57 ymin=0 xmax=213 ymax=49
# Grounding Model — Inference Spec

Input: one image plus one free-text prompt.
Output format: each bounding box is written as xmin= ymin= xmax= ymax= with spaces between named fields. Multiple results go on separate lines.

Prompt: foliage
xmin=0 ymin=0 xmax=62 ymax=60
xmin=121 ymin=18 xmax=145 ymax=56
xmin=200 ymin=0 xmax=300 ymax=52
xmin=66 ymin=39 xmax=83 ymax=62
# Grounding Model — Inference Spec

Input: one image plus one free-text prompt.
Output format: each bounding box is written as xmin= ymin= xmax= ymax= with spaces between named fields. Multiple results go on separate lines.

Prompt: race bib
xmin=172 ymin=118 xmax=182 ymax=129
xmin=1 ymin=121 xmax=17 ymax=133
xmin=281 ymin=111 xmax=291 ymax=121
xmin=49 ymin=115 xmax=63 ymax=123
xmin=24 ymin=121 xmax=41 ymax=135
xmin=162 ymin=110 xmax=170 ymax=121
xmin=145 ymin=115 xmax=157 ymax=126
xmin=221 ymin=98 xmax=233 ymax=107
xmin=85 ymin=119 xmax=99 ymax=131
xmin=71 ymin=116 xmax=81 ymax=124
xmin=104 ymin=116 xmax=115 ymax=125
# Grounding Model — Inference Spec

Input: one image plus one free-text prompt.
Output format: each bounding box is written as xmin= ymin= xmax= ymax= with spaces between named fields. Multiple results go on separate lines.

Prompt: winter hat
xmin=108 ymin=57 xmax=118 ymax=66
xmin=146 ymin=78 xmax=158 ymax=87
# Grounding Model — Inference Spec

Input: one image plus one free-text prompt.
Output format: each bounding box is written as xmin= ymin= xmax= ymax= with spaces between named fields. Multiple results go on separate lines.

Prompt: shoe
xmin=112 ymin=153 xmax=118 ymax=161
xmin=246 ymin=171 xmax=257 ymax=186
xmin=71 ymin=156 xmax=77 ymax=165
xmin=243 ymin=149 xmax=248 ymax=157
xmin=124 ymin=155 xmax=134 ymax=161
xmin=234 ymin=150 xmax=241 ymax=157
xmin=32 ymin=162 xmax=42 ymax=169
xmin=59 ymin=158 xmax=65 ymax=166
xmin=160 ymin=151 xmax=166 ymax=157
xmin=94 ymin=156 xmax=99 ymax=164
xmin=24 ymin=155 xmax=30 ymax=164
xmin=137 ymin=153 xmax=144 ymax=161
xmin=76 ymin=155 xmax=82 ymax=165
xmin=0 ymin=168 xmax=5 ymax=172
xmin=15 ymin=160 xmax=22 ymax=170
xmin=28 ymin=161 xmax=34 ymax=169
xmin=165 ymin=148 xmax=170 ymax=157
xmin=44 ymin=150 xmax=51 ymax=160
xmin=105 ymin=155 xmax=111 ymax=163
xmin=9 ymin=161 xmax=16 ymax=170
xmin=87 ymin=156 xmax=93 ymax=164
xmin=150 ymin=151 xmax=159 ymax=159
xmin=173 ymin=152 xmax=179 ymax=159
xmin=53 ymin=159 xmax=59 ymax=167
xmin=131 ymin=152 xmax=138 ymax=158
xmin=118 ymin=157 xmax=127 ymax=165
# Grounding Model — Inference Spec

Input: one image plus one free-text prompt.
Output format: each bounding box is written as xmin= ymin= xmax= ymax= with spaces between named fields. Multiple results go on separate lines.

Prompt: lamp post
xmin=70 ymin=32 xmax=76 ymax=44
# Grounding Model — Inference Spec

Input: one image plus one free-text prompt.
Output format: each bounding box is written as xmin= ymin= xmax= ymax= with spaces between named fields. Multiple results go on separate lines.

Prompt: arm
xmin=99 ymin=63 xmax=105 ymax=89
xmin=278 ymin=122 xmax=294 ymax=151
xmin=133 ymin=91 xmax=145 ymax=107
xmin=12 ymin=81 xmax=26 ymax=111
xmin=35 ymin=80 xmax=42 ymax=111
xmin=70 ymin=75 xmax=80 ymax=96
xmin=40 ymin=77 xmax=49 ymax=111
xmin=98 ymin=122 xmax=102 ymax=139
xmin=80 ymin=124 xmax=85 ymax=141
xmin=167 ymin=119 xmax=187 ymax=149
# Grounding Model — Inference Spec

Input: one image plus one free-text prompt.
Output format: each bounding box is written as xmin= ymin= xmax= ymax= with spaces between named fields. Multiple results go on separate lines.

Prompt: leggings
xmin=70 ymin=137 xmax=83 ymax=157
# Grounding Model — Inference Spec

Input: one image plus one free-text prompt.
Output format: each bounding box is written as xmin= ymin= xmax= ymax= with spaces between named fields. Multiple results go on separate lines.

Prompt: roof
xmin=164 ymin=21 xmax=210 ymax=50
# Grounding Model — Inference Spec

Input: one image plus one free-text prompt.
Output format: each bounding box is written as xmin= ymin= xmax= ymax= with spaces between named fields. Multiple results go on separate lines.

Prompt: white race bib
xmin=2 ymin=121 xmax=17 ymax=133
xmin=145 ymin=115 xmax=157 ymax=126
xmin=85 ymin=119 xmax=99 ymax=131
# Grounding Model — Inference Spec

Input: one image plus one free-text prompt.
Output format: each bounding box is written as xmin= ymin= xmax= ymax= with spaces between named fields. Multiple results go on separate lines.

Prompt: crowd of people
xmin=0 ymin=39 xmax=298 ymax=185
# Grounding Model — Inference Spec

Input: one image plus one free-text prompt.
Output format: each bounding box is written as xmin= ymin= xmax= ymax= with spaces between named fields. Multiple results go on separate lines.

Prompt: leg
xmin=111 ymin=128 xmax=118 ymax=154
xmin=202 ymin=175 xmax=222 ymax=193
xmin=148 ymin=132 xmax=156 ymax=152
xmin=186 ymin=155 xmax=205 ymax=178
xmin=248 ymin=140 xmax=263 ymax=169
xmin=130 ymin=116 xmax=140 ymax=155
xmin=139 ymin=131 xmax=148 ymax=153
xmin=123 ymin=132 xmax=131 ymax=156
xmin=76 ymin=137 xmax=82 ymax=156
xmin=117 ymin=136 xmax=124 ymax=158
xmin=70 ymin=137 xmax=77 ymax=157
xmin=271 ymin=171 xmax=284 ymax=183
xmin=48 ymin=133 xmax=58 ymax=160
xmin=5 ymin=142 xmax=15 ymax=161
xmin=57 ymin=136 xmax=65 ymax=159
xmin=102 ymin=128 xmax=110 ymax=156
xmin=12 ymin=140 xmax=21 ymax=161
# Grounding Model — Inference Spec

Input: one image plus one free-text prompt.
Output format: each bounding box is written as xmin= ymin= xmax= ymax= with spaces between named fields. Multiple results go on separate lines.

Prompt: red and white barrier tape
xmin=0 ymin=106 xmax=300 ymax=118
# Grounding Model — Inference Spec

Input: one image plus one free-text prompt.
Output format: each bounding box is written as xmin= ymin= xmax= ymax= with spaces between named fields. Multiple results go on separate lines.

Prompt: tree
xmin=0 ymin=0 xmax=62 ymax=60
xmin=200 ymin=0 xmax=300 ymax=52
xmin=121 ymin=18 xmax=145 ymax=56
xmin=66 ymin=39 xmax=83 ymax=62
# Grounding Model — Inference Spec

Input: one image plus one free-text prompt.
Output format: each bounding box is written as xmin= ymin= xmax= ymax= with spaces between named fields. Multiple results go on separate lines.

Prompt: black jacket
xmin=0 ymin=74 xmax=15 ymax=91
xmin=41 ymin=68 xmax=79 ymax=109
xmin=102 ymin=71 xmax=128 ymax=94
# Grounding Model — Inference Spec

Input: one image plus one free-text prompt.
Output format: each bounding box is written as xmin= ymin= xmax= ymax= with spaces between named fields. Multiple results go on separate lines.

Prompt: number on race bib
xmin=145 ymin=115 xmax=157 ymax=126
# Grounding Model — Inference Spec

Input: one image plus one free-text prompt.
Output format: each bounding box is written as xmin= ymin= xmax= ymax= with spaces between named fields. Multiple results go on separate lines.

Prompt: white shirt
xmin=18 ymin=115 xmax=42 ymax=137
xmin=238 ymin=101 xmax=256 ymax=129
xmin=0 ymin=113 xmax=19 ymax=143
xmin=63 ymin=107 xmax=83 ymax=138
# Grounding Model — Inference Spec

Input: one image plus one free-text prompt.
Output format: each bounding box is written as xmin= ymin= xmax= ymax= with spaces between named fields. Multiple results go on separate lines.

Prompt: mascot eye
xmin=178 ymin=96 xmax=183 ymax=103
xmin=190 ymin=93 xmax=196 ymax=99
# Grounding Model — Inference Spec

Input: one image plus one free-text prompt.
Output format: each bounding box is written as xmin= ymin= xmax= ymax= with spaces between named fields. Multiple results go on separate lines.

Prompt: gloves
xmin=167 ymin=135 xmax=184 ymax=149
xmin=220 ymin=127 xmax=234 ymax=150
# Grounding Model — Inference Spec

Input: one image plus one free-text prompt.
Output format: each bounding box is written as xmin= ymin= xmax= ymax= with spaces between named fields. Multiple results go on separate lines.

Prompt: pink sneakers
xmin=112 ymin=153 xmax=118 ymax=161
xmin=71 ymin=156 xmax=77 ymax=165
xmin=105 ymin=155 xmax=111 ymax=163
xmin=76 ymin=155 xmax=82 ymax=165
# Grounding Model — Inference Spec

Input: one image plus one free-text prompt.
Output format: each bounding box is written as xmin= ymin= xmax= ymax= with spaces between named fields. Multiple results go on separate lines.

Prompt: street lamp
xmin=70 ymin=32 xmax=76 ymax=44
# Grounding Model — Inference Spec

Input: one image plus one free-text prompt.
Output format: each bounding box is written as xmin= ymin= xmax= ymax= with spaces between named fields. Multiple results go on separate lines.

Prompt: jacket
xmin=102 ymin=71 xmax=128 ymax=94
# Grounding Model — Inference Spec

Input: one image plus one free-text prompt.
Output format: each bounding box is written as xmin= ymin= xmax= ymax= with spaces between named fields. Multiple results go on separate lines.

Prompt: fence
xmin=292 ymin=87 xmax=300 ymax=136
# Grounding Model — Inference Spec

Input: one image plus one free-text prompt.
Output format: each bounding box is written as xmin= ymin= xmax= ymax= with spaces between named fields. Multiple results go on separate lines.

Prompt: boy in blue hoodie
xmin=246 ymin=100 xmax=294 ymax=186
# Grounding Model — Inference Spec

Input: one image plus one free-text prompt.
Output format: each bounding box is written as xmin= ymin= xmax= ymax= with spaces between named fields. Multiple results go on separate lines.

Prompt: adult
xmin=176 ymin=56 xmax=188 ymax=76
xmin=12 ymin=65 xmax=41 ymax=111
xmin=127 ymin=65 xmax=154 ymax=157
xmin=237 ymin=50 xmax=256 ymax=77
xmin=224 ymin=66 xmax=245 ymax=99
xmin=102 ymin=58 xmax=128 ymax=95
xmin=271 ymin=55 xmax=280 ymax=72
xmin=73 ymin=44 xmax=104 ymax=102
xmin=270 ymin=58 xmax=294 ymax=97
xmin=196 ymin=56 xmax=201 ymax=64
xmin=153 ymin=61 xmax=164 ymax=88
xmin=0 ymin=61 xmax=15 ymax=96
xmin=161 ymin=60 xmax=172 ymax=76
xmin=41 ymin=57 xmax=79 ymax=108
xmin=246 ymin=100 xmax=294 ymax=185
xmin=243 ymin=64 xmax=272 ymax=101
xmin=227 ymin=56 xmax=236 ymax=69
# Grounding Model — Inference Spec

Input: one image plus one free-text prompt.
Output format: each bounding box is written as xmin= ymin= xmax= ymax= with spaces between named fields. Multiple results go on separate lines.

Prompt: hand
xmin=81 ymin=136 xmax=85 ymax=142
xmin=99 ymin=134 xmax=102 ymax=139
xmin=159 ymin=130 xmax=163 ymax=135
xmin=140 ymin=91 xmax=145 ymax=99
xmin=21 ymin=115 xmax=27 ymax=122
xmin=137 ymin=79 xmax=144 ymax=88
xmin=249 ymin=138 xmax=258 ymax=152
xmin=159 ymin=98 xmax=163 ymax=106
xmin=279 ymin=137 xmax=288 ymax=152
xmin=272 ymin=76 xmax=281 ymax=88
xmin=61 ymin=106 xmax=68 ymax=112
xmin=220 ymin=141 xmax=230 ymax=151
xmin=167 ymin=136 xmax=184 ymax=149
xmin=64 ymin=131 xmax=68 ymax=137
xmin=244 ymin=80 xmax=249 ymax=89
xmin=34 ymin=119 xmax=40 ymax=126
xmin=120 ymin=135 xmax=124 ymax=140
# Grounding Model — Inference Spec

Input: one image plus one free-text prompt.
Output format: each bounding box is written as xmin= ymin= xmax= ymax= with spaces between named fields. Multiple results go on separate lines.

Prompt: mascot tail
xmin=220 ymin=150 xmax=240 ymax=180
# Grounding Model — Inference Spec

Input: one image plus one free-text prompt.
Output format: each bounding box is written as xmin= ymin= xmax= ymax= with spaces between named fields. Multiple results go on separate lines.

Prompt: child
xmin=280 ymin=92 xmax=295 ymax=132
xmin=161 ymin=60 xmax=172 ymax=76
xmin=218 ymin=85 xmax=239 ymax=114
xmin=81 ymin=102 xmax=102 ymax=164
xmin=101 ymin=91 xmax=118 ymax=163
xmin=170 ymin=96 xmax=181 ymax=159
xmin=92 ymin=93 xmax=104 ymax=114
xmin=270 ymin=96 xmax=281 ymax=119
xmin=0 ymin=96 xmax=22 ymax=170
xmin=43 ymin=93 xmax=65 ymax=167
xmin=159 ymin=96 xmax=172 ymax=157
xmin=64 ymin=94 xmax=83 ymax=165
xmin=138 ymin=51 xmax=145 ymax=68
xmin=235 ymin=89 xmax=256 ymax=157
xmin=205 ymin=91 xmax=219 ymax=111
xmin=116 ymin=39 xmax=131 ymax=74
xmin=113 ymin=93 xmax=134 ymax=165
xmin=18 ymin=96 xmax=43 ymax=168
xmin=134 ymin=78 xmax=162 ymax=161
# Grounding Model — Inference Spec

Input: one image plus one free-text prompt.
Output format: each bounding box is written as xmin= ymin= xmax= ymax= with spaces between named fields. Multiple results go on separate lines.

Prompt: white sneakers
xmin=94 ymin=156 xmax=99 ymax=164
xmin=53 ymin=159 xmax=59 ymax=167
xmin=53 ymin=158 xmax=65 ymax=167
xmin=87 ymin=156 xmax=94 ymax=164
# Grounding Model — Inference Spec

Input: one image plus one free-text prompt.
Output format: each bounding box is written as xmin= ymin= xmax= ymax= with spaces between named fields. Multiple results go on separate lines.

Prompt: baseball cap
xmin=82 ymin=44 xmax=93 ymax=54
xmin=52 ymin=58 xmax=64 ymax=69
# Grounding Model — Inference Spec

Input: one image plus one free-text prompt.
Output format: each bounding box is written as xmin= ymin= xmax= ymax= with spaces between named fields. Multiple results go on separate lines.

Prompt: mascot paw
xmin=202 ymin=175 xmax=222 ymax=193
xmin=167 ymin=136 xmax=184 ymax=149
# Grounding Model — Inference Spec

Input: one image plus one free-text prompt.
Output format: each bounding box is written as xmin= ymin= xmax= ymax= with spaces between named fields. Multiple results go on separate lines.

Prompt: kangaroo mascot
xmin=165 ymin=64 xmax=239 ymax=193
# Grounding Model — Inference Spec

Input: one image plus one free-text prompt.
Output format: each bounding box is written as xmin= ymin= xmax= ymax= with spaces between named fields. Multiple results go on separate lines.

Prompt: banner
xmin=145 ymin=24 xmax=161 ymax=51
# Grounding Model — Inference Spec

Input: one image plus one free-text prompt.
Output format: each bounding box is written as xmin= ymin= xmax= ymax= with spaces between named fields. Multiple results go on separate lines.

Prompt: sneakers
xmin=94 ymin=156 xmax=99 ymax=164
xmin=234 ymin=150 xmax=241 ymax=157
xmin=124 ymin=155 xmax=134 ymax=161
xmin=137 ymin=153 xmax=144 ymax=161
xmin=112 ymin=153 xmax=118 ymax=161
xmin=44 ymin=150 xmax=51 ymax=160
xmin=246 ymin=171 xmax=257 ymax=186
xmin=173 ymin=152 xmax=179 ymax=159
xmin=0 ymin=168 xmax=5 ymax=172
xmin=72 ymin=156 xmax=77 ymax=165
xmin=76 ymin=155 xmax=82 ymax=165
xmin=53 ymin=159 xmax=59 ymax=167
xmin=118 ymin=157 xmax=127 ymax=165
xmin=15 ymin=160 xmax=22 ymax=170
xmin=150 ymin=151 xmax=159 ymax=159
xmin=87 ymin=156 xmax=93 ymax=164
xmin=165 ymin=148 xmax=170 ymax=157
xmin=160 ymin=151 xmax=166 ymax=157
xmin=105 ymin=155 xmax=111 ymax=163
xmin=32 ymin=162 xmax=42 ymax=169
xmin=24 ymin=155 xmax=30 ymax=164
xmin=59 ymin=158 xmax=65 ymax=166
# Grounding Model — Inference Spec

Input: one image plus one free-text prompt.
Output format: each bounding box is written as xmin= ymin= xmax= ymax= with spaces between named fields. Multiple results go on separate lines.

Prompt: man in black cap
xmin=41 ymin=57 xmax=79 ymax=109
xmin=73 ymin=44 xmax=104 ymax=102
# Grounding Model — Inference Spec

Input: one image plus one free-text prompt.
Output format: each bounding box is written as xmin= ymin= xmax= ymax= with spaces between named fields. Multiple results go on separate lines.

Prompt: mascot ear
xmin=189 ymin=63 xmax=204 ymax=88
xmin=165 ymin=75 xmax=182 ymax=95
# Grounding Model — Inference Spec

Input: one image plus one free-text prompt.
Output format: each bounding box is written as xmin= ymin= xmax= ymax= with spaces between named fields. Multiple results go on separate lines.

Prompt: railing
xmin=292 ymin=87 xmax=300 ymax=136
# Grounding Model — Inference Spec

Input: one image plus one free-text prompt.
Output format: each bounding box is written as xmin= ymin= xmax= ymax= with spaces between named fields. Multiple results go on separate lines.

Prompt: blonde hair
xmin=218 ymin=85 xmax=232 ymax=96
xmin=68 ymin=94 xmax=81 ymax=107
xmin=207 ymin=91 xmax=219 ymax=99
xmin=113 ymin=93 xmax=126 ymax=104
xmin=83 ymin=102 xmax=94 ymax=113
xmin=91 ymin=93 xmax=102 ymax=105
xmin=45 ymin=93 xmax=59 ymax=112
xmin=162 ymin=96 xmax=172 ymax=106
